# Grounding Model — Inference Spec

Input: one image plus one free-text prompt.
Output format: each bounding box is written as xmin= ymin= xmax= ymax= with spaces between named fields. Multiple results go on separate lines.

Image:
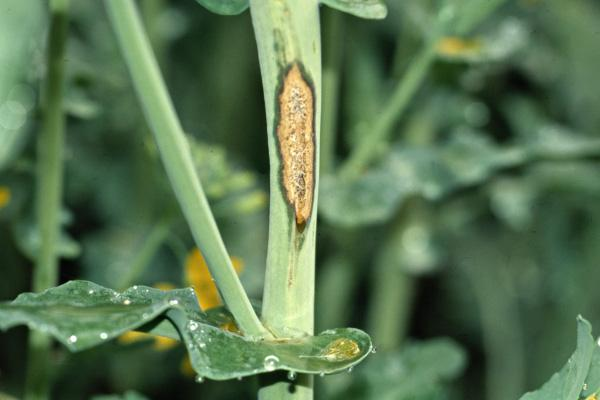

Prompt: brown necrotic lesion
xmin=276 ymin=63 xmax=315 ymax=226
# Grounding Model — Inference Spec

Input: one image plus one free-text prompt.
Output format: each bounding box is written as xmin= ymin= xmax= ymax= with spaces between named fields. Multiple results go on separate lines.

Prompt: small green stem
xmin=104 ymin=0 xmax=268 ymax=339
xmin=25 ymin=0 xmax=69 ymax=398
xmin=339 ymin=0 xmax=510 ymax=178
xmin=118 ymin=219 xmax=172 ymax=291
xmin=367 ymin=217 xmax=417 ymax=350
xmin=339 ymin=41 xmax=438 ymax=177
xmin=320 ymin=9 xmax=343 ymax=175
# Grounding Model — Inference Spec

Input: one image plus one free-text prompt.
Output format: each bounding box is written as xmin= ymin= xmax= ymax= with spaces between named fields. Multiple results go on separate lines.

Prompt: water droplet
xmin=195 ymin=376 xmax=205 ymax=383
xmin=583 ymin=382 xmax=588 ymax=391
xmin=287 ymin=371 xmax=297 ymax=381
xmin=169 ymin=299 xmax=179 ymax=306
xmin=319 ymin=338 xmax=361 ymax=362
xmin=597 ymin=337 xmax=600 ymax=347
xmin=263 ymin=355 xmax=280 ymax=371
xmin=100 ymin=332 xmax=108 ymax=340
xmin=237 ymin=376 xmax=243 ymax=381
xmin=199 ymin=342 xmax=206 ymax=349
xmin=319 ymin=371 xmax=325 ymax=377
xmin=347 ymin=366 xmax=353 ymax=373
xmin=68 ymin=335 xmax=78 ymax=343
xmin=142 ymin=313 xmax=150 ymax=319
xmin=371 ymin=346 xmax=377 ymax=354
xmin=133 ymin=285 xmax=138 ymax=290
xmin=88 ymin=290 xmax=94 ymax=295
xmin=189 ymin=321 xmax=199 ymax=331
xmin=123 ymin=299 xmax=131 ymax=305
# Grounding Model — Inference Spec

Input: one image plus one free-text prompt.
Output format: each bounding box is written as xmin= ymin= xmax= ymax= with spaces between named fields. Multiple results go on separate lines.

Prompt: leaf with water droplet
xmin=0 ymin=280 xmax=203 ymax=351
xmin=0 ymin=281 xmax=372 ymax=380
xmin=167 ymin=308 xmax=373 ymax=380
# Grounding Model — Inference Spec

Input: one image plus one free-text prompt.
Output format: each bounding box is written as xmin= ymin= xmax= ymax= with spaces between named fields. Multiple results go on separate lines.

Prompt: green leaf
xmin=194 ymin=0 xmax=249 ymax=16
xmin=189 ymin=138 xmax=267 ymax=216
xmin=320 ymin=0 xmax=387 ymax=20
xmin=170 ymin=309 xmax=373 ymax=380
xmin=334 ymin=338 xmax=466 ymax=400
xmin=519 ymin=316 xmax=595 ymax=400
xmin=0 ymin=280 xmax=201 ymax=351
xmin=320 ymin=129 xmax=524 ymax=227
xmin=321 ymin=127 xmax=600 ymax=227
xmin=0 ymin=281 xmax=373 ymax=380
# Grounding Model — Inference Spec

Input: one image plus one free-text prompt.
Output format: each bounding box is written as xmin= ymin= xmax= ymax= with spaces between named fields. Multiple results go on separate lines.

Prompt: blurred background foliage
xmin=1 ymin=0 xmax=600 ymax=399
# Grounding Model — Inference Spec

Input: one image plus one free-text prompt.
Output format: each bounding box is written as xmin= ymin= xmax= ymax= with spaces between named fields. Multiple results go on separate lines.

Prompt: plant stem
xmin=104 ymin=0 xmax=268 ymax=339
xmin=339 ymin=41 xmax=438 ymax=177
xmin=25 ymin=0 xmax=69 ymax=398
xmin=320 ymin=8 xmax=343 ymax=175
xmin=339 ymin=0 xmax=509 ymax=178
xmin=249 ymin=1 xmax=321 ymax=399
xmin=118 ymin=219 xmax=172 ymax=291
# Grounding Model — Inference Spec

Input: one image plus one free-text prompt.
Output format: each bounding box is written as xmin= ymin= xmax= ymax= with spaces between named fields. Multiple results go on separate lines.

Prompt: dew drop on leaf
xmin=263 ymin=355 xmax=280 ymax=371
xmin=169 ymin=299 xmax=179 ymax=306
xmin=68 ymin=335 xmax=78 ymax=343
xmin=100 ymin=332 xmax=108 ymax=340
xmin=195 ymin=375 xmax=205 ymax=383
xmin=189 ymin=321 xmax=199 ymax=331
xmin=287 ymin=371 xmax=297 ymax=381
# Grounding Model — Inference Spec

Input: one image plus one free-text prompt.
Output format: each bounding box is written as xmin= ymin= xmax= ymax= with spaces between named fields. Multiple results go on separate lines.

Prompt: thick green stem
xmin=25 ymin=0 xmax=69 ymax=398
xmin=249 ymin=1 xmax=321 ymax=399
xmin=104 ymin=0 xmax=267 ymax=339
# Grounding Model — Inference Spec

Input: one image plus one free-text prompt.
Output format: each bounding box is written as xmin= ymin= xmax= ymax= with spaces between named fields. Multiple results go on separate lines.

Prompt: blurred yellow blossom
xmin=185 ymin=248 xmax=244 ymax=310
xmin=180 ymin=355 xmax=195 ymax=377
xmin=0 ymin=187 xmax=11 ymax=209
xmin=437 ymin=36 xmax=482 ymax=58
xmin=118 ymin=249 xmax=244 ymax=381
xmin=118 ymin=331 xmax=178 ymax=351
xmin=153 ymin=282 xmax=176 ymax=291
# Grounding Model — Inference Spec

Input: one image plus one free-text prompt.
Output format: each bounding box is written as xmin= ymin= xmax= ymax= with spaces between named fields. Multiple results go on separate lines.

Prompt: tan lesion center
xmin=276 ymin=63 xmax=315 ymax=226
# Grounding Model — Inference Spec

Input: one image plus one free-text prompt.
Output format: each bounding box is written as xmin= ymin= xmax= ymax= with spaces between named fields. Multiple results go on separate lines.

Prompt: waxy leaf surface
xmin=0 ymin=281 xmax=372 ymax=380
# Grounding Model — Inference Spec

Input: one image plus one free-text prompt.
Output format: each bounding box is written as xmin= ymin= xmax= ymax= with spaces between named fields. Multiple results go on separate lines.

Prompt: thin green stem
xmin=249 ymin=1 xmax=322 ymax=399
xmin=320 ymin=9 xmax=343 ymax=175
xmin=339 ymin=0 xmax=509 ymax=178
xmin=25 ymin=0 xmax=69 ymax=398
xmin=118 ymin=219 xmax=172 ymax=291
xmin=104 ymin=0 xmax=268 ymax=339
xmin=339 ymin=41 xmax=438 ymax=177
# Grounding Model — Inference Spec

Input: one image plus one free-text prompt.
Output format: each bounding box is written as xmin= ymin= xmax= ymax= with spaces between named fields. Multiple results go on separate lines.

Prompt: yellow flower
xmin=118 ymin=250 xmax=244 ymax=354
xmin=436 ymin=37 xmax=482 ymax=58
xmin=118 ymin=330 xmax=178 ymax=351
xmin=153 ymin=282 xmax=176 ymax=291
xmin=185 ymin=248 xmax=244 ymax=310
xmin=0 ymin=187 xmax=11 ymax=209
xmin=180 ymin=355 xmax=195 ymax=377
